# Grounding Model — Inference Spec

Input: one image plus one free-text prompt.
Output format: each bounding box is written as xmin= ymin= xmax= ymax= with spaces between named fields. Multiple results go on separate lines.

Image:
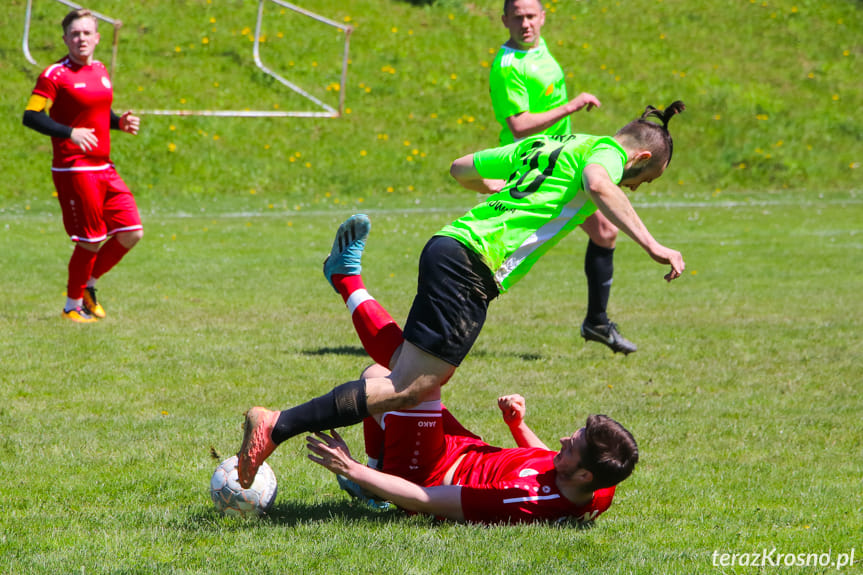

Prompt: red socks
xmin=91 ymin=236 xmax=131 ymax=280
xmin=332 ymin=274 xmax=404 ymax=369
xmin=67 ymin=245 xmax=98 ymax=300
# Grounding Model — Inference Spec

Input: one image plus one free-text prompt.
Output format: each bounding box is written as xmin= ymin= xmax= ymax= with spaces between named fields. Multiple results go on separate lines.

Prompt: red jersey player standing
xmin=22 ymin=9 xmax=143 ymax=323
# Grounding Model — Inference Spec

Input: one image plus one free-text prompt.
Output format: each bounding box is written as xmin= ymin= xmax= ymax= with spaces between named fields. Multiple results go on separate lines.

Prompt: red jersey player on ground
xmin=307 ymin=363 xmax=638 ymax=525
xmin=23 ymin=8 xmax=143 ymax=323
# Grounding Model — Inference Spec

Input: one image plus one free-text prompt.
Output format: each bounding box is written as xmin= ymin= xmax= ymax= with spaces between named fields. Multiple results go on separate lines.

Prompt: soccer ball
xmin=210 ymin=455 xmax=278 ymax=517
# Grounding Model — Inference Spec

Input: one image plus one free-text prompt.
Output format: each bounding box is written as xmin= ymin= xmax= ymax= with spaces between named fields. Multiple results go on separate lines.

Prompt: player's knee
xmin=361 ymin=363 xmax=392 ymax=380
xmin=590 ymin=221 xmax=618 ymax=247
xmin=117 ymin=229 xmax=143 ymax=249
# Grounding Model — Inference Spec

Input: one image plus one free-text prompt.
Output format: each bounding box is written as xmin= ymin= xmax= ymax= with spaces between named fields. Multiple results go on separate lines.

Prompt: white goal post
xmin=22 ymin=0 xmax=353 ymax=118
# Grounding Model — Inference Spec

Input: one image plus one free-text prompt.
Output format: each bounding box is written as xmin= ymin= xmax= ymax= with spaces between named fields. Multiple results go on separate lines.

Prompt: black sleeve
xmin=22 ymin=109 xmax=73 ymax=139
xmin=110 ymin=110 xmax=121 ymax=130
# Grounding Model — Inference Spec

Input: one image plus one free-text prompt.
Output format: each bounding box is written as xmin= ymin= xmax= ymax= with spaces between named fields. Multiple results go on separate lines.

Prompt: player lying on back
xmin=307 ymin=364 xmax=638 ymax=524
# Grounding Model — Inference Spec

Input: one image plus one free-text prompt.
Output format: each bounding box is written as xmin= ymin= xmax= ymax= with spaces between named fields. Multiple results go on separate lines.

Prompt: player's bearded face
xmin=63 ymin=17 xmax=100 ymax=64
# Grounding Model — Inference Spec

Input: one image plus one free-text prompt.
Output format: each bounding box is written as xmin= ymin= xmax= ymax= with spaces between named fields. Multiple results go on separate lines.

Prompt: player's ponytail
xmin=616 ymin=100 xmax=686 ymax=167
xmin=641 ymin=100 xmax=686 ymax=130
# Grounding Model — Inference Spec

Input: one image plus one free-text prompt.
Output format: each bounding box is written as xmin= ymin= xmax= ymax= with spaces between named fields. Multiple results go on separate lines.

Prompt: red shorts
xmin=376 ymin=403 xmax=487 ymax=487
xmin=52 ymin=166 xmax=142 ymax=243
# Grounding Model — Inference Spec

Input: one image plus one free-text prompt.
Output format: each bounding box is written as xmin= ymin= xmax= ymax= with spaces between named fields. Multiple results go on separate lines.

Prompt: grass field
xmin=2 ymin=189 xmax=861 ymax=573
xmin=1 ymin=0 xmax=862 ymax=573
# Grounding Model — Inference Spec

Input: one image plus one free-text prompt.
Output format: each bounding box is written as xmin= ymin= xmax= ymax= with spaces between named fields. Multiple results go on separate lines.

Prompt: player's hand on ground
xmin=70 ymin=127 xmax=98 ymax=151
xmin=498 ymin=394 xmax=526 ymax=427
xmin=571 ymin=92 xmax=601 ymax=113
xmin=647 ymin=244 xmax=685 ymax=281
xmin=119 ymin=111 xmax=140 ymax=135
xmin=306 ymin=430 xmax=356 ymax=476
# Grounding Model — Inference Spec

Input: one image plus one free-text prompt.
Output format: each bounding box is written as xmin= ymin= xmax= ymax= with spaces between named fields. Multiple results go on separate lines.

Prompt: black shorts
xmin=402 ymin=235 xmax=499 ymax=366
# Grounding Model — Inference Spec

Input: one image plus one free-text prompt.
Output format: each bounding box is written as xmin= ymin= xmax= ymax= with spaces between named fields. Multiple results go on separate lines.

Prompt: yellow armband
xmin=26 ymin=94 xmax=51 ymax=113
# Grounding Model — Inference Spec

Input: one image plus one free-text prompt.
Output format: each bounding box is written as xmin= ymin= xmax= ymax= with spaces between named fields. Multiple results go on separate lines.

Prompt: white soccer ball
xmin=210 ymin=455 xmax=278 ymax=517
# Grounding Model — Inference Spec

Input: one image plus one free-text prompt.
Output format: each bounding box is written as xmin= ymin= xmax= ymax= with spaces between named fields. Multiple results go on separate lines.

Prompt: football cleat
xmin=237 ymin=407 xmax=279 ymax=489
xmin=62 ymin=306 xmax=98 ymax=323
xmin=323 ymin=214 xmax=370 ymax=291
xmin=337 ymin=474 xmax=392 ymax=511
xmin=581 ymin=321 xmax=637 ymax=355
xmin=82 ymin=286 xmax=106 ymax=319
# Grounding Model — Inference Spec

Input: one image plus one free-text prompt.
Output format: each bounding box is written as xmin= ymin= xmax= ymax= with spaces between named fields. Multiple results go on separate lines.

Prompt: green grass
xmin=1 ymin=0 xmax=862 ymax=573
xmin=2 ymin=189 xmax=861 ymax=574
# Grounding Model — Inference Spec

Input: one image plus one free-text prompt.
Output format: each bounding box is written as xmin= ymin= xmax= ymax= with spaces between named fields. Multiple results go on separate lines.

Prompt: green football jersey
xmin=489 ymin=38 xmax=569 ymax=145
xmin=438 ymin=134 xmax=626 ymax=292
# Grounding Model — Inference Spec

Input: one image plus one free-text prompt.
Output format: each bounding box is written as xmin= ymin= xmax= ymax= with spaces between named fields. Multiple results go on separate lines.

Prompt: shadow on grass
xmin=176 ymin=500 xmax=409 ymax=532
xmin=303 ymin=346 xmax=544 ymax=362
xmin=302 ymin=346 xmax=369 ymax=357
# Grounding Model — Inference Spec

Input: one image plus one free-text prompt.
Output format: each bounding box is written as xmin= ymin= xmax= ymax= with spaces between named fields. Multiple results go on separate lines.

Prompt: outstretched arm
xmin=450 ymin=154 xmax=506 ymax=195
xmin=498 ymin=394 xmax=549 ymax=449
xmin=506 ymin=92 xmax=601 ymax=140
xmin=307 ymin=430 xmax=465 ymax=521
xmin=582 ymin=164 xmax=685 ymax=281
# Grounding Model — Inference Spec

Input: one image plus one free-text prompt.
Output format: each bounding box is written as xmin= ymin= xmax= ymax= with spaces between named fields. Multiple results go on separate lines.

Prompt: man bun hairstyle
xmin=616 ymin=100 xmax=686 ymax=169
xmin=580 ymin=414 xmax=639 ymax=490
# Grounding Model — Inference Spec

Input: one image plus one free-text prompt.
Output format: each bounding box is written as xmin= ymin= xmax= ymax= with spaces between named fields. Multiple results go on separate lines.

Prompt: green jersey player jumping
xmin=236 ymin=102 xmax=687 ymax=490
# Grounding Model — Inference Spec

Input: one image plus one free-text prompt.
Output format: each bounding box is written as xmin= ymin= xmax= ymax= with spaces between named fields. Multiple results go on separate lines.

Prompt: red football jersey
xmin=452 ymin=446 xmax=616 ymax=524
xmin=32 ymin=57 xmax=114 ymax=169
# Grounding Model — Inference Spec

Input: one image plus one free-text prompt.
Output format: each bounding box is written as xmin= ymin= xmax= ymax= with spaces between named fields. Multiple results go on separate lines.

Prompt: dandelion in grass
xmin=168 ymin=143 xmax=177 ymax=152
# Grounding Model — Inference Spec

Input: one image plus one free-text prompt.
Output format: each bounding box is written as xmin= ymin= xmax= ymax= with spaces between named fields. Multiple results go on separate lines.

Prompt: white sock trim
xmin=346 ymin=289 xmax=375 ymax=314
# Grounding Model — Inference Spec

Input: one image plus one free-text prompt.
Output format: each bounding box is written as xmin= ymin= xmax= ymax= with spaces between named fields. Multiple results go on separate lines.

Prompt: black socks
xmin=270 ymin=379 xmax=369 ymax=444
xmin=584 ymin=239 xmax=615 ymax=326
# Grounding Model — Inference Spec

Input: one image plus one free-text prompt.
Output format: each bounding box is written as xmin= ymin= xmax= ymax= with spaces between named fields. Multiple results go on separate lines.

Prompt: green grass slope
xmin=2 ymin=0 xmax=861 ymax=210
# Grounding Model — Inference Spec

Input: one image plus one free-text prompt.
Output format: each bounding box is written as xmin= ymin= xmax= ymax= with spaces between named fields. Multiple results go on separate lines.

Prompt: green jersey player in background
xmin=490 ymin=0 xmax=637 ymax=354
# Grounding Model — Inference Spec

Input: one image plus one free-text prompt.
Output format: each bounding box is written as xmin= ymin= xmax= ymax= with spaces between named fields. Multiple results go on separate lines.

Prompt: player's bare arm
xmin=506 ymin=92 xmax=601 ymax=140
xmin=499 ymin=394 xmax=549 ymax=449
xmin=583 ymin=163 xmax=684 ymax=281
xmin=306 ymin=430 xmax=465 ymax=520
xmin=450 ymin=154 xmax=506 ymax=194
